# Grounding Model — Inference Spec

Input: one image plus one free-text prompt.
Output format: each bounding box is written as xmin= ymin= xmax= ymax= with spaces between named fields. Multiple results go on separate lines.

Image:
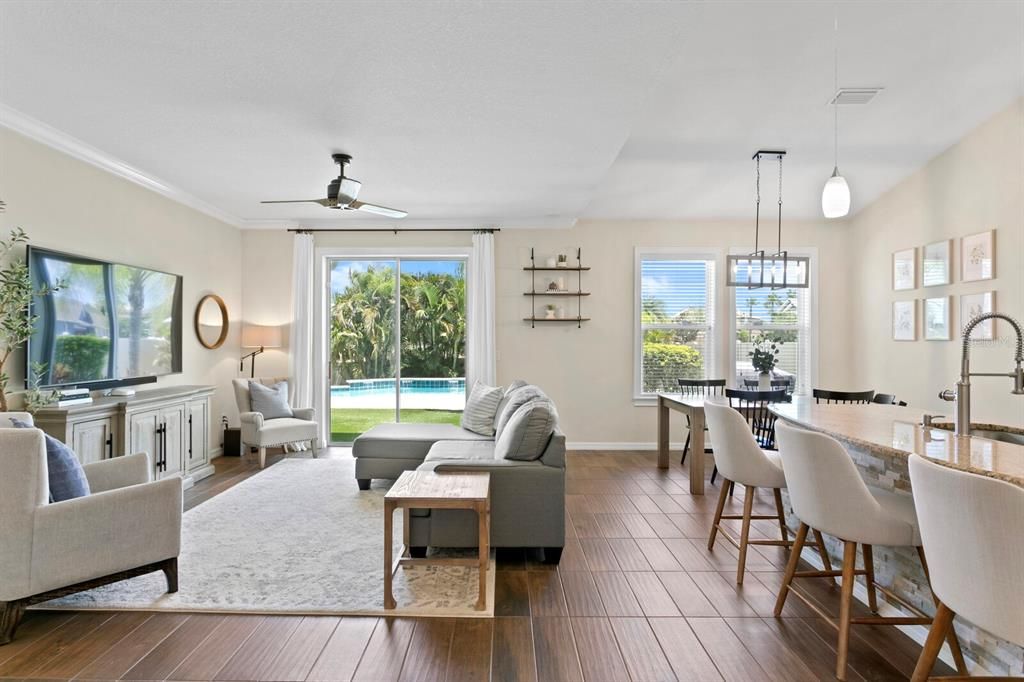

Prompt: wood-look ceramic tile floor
xmin=0 ymin=448 xmax=950 ymax=681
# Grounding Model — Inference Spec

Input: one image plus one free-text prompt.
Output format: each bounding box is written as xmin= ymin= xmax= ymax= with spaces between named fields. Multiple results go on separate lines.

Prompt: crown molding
xmin=0 ymin=103 xmax=243 ymax=228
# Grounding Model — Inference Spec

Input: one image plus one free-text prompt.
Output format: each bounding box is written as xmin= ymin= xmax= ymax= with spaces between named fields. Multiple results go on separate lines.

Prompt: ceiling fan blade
xmin=261 ymin=198 xmax=331 ymax=206
xmin=350 ymin=200 xmax=408 ymax=218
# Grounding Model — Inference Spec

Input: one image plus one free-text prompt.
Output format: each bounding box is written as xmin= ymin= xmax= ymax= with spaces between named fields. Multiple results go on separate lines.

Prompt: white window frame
xmin=727 ymin=246 xmax=819 ymax=396
xmin=633 ymin=247 xmax=723 ymax=405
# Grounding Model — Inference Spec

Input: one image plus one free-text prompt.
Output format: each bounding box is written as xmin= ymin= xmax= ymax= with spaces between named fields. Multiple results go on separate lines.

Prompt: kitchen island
xmin=769 ymin=398 xmax=1024 ymax=675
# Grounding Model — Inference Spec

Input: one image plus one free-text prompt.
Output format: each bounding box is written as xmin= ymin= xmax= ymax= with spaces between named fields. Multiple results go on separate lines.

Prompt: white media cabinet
xmin=34 ymin=384 xmax=217 ymax=489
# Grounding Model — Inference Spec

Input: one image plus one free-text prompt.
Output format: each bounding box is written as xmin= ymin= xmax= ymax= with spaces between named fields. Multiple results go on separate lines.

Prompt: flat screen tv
xmin=27 ymin=246 xmax=183 ymax=389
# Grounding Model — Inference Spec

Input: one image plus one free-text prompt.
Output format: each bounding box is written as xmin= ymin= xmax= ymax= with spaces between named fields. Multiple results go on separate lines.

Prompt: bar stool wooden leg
xmin=915 ymin=546 xmax=969 ymax=675
xmin=911 ymin=601 xmax=956 ymax=682
xmin=836 ymin=540 xmax=858 ymax=681
xmin=707 ymin=478 xmax=731 ymax=550
xmin=773 ymin=522 xmax=808 ymax=616
xmin=813 ymin=529 xmax=834 ymax=575
xmin=736 ymin=485 xmax=756 ymax=585
xmin=862 ymin=544 xmax=879 ymax=613
xmin=772 ymin=488 xmax=789 ymax=544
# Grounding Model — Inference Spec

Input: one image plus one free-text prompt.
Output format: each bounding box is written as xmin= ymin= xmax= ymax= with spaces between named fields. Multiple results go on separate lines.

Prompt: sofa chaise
xmin=352 ymin=383 xmax=565 ymax=563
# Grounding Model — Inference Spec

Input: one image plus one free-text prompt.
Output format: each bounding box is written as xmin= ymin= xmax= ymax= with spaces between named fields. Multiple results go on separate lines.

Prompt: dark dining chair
xmin=812 ymin=388 xmax=875 ymax=405
xmin=871 ymin=393 xmax=908 ymax=407
xmin=743 ymin=377 xmax=794 ymax=394
xmin=725 ymin=388 xmax=789 ymax=450
xmin=677 ymin=379 xmax=727 ymax=466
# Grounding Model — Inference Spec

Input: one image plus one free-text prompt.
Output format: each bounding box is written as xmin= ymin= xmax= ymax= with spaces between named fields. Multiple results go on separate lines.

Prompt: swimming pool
xmin=330 ymin=378 xmax=466 ymax=410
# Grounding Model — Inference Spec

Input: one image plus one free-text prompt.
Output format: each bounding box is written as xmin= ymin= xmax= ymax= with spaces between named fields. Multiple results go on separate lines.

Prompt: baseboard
xmin=567 ymin=442 xmax=687 ymax=451
xmin=209 ymin=447 xmax=223 ymax=459
xmin=797 ymin=547 xmax=986 ymax=675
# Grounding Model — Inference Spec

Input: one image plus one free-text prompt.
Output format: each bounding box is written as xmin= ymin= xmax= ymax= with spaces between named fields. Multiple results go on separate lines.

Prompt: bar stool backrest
xmin=725 ymin=388 xmax=787 ymax=449
xmin=813 ymin=388 xmax=875 ymax=404
xmin=776 ymin=422 xmax=905 ymax=544
xmin=909 ymin=455 xmax=1024 ymax=646
xmin=704 ymin=401 xmax=784 ymax=486
xmin=677 ymin=378 xmax=727 ymax=396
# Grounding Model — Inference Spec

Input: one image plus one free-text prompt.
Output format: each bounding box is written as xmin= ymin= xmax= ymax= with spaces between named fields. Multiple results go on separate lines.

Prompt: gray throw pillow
xmin=250 ymin=380 xmax=294 ymax=419
xmin=494 ymin=399 xmax=557 ymax=461
xmin=492 ymin=379 xmax=529 ymax=432
xmin=494 ymin=384 xmax=549 ymax=439
xmin=11 ymin=418 xmax=91 ymax=502
xmin=461 ymin=381 xmax=505 ymax=436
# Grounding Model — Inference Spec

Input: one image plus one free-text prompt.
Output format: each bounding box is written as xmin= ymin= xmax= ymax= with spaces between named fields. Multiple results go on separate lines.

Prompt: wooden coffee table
xmin=383 ymin=470 xmax=491 ymax=611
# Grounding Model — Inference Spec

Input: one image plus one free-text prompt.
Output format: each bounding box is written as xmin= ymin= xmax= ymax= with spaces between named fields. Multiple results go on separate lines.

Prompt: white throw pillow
xmin=460 ymin=381 xmax=505 ymax=436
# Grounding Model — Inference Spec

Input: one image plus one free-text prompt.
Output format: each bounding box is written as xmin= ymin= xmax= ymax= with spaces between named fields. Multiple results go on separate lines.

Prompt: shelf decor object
xmin=893 ymin=300 xmax=917 ymax=341
xmin=893 ymin=247 xmax=916 ymax=291
xmin=523 ymin=248 xmax=590 ymax=328
xmin=961 ymin=229 xmax=995 ymax=282
xmin=924 ymin=296 xmax=952 ymax=341
xmin=728 ymin=150 xmax=807 ymax=289
xmin=922 ymin=240 xmax=952 ymax=287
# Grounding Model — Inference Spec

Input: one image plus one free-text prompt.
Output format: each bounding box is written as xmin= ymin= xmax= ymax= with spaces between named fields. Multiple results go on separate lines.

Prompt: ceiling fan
xmin=261 ymin=153 xmax=407 ymax=218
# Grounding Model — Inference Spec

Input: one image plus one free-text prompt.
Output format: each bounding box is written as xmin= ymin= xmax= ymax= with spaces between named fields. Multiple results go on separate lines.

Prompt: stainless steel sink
xmin=930 ymin=422 xmax=1024 ymax=446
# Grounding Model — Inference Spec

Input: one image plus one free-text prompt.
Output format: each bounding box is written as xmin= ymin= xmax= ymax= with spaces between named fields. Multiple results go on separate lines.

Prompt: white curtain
xmin=290 ymin=232 xmax=315 ymax=413
xmin=467 ymin=231 xmax=497 ymax=386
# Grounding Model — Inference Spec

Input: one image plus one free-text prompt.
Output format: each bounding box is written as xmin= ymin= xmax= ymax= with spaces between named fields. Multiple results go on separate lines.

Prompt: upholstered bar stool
xmin=909 ymin=455 xmax=1024 ymax=681
xmin=703 ymin=401 xmax=831 ymax=585
xmin=773 ymin=422 xmax=967 ymax=681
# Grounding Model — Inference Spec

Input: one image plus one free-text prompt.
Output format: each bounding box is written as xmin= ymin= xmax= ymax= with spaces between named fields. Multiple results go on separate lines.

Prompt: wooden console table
xmin=657 ymin=393 xmax=710 ymax=495
xmin=383 ymin=471 xmax=491 ymax=611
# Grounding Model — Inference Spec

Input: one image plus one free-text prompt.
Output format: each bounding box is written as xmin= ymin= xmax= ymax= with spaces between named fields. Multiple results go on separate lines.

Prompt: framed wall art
xmin=893 ymin=248 xmax=916 ymax=291
xmin=961 ymin=230 xmax=995 ymax=282
xmin=960 ymin=291 xmax=995 ymax=339
xmin=893 ymin=300 xmax=917 ymax=341
xmin=921 ymin=240 xmax=951 ymax=287
xmin=924 ymin=296 xmax=951 ymax=341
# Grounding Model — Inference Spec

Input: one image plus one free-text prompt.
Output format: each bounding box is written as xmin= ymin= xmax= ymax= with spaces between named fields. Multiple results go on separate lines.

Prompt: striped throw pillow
xmin=460 ymin=381 xmax=505 ymax=436
xmin=494 ymin=399 xmax=557 ymax=461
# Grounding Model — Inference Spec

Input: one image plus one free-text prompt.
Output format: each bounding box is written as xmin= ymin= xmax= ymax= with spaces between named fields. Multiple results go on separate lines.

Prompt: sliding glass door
xmin=327 ymin=257 xmax=467 ymax=444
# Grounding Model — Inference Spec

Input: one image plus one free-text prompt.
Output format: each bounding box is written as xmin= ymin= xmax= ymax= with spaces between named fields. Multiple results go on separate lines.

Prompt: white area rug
xmin=37 ymin=458 xmax=494 ymax=617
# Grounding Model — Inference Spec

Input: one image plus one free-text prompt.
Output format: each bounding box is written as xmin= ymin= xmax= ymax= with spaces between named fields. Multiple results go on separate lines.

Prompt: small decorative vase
xmin=545 ymin=307 xmax=556 ymax=319
xmin=758 ymin=372 xmax=771 ymax=390
xmin=545 ymin=257 xmax=557 ymax=268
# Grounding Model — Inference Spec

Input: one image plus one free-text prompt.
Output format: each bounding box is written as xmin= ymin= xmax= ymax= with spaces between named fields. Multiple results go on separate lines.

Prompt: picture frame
xmin=921 ymin=240 xmax=952 ymax=287
xmin=961 ymin=229 xmax=995 ymax=282
xmin=960 ymin=291 xmax=996 ymax=340
xmin=893 ymin=248 xmax=916 ymax=291
xmin=924 ymin=296 xmax=952 ymax=341
xmin=893 ymin=300 xmax=917 ymax=341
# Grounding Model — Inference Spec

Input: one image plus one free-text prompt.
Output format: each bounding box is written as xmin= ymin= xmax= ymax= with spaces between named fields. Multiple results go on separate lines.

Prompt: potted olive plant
xmin=749 ymin=336 xmax=781 ymax=390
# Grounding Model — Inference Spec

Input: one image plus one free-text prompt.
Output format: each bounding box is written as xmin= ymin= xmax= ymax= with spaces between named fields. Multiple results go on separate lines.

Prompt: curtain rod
xmin=287 ymin=228 xmax=499 ymax=234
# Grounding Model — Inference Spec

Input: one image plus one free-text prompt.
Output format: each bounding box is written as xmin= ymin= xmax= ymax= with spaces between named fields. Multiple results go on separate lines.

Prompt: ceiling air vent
xmin=828 ymin=87 xmax=884 ymax=105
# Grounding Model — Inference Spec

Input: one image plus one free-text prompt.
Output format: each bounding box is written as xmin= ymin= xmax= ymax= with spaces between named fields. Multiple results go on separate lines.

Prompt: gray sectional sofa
xmin=352 ymin=383 xmax=565 ymax=563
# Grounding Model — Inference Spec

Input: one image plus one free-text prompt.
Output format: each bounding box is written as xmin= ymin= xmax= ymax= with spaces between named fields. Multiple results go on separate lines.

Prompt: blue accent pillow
xmin=11 ymin=418 xmax=91 ymax=502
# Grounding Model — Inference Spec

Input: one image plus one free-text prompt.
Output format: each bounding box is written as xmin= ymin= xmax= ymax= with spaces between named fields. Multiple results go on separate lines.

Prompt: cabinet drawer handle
xmin=106 ymin=434 xmax=113 ymax=459
xmin=188 ymin=414 xmax=193 ymax=459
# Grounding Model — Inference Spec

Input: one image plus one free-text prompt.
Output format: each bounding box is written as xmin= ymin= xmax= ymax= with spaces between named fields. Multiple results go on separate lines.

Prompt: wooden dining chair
xmin=813 ymin=388 xmax=875 ymax=405
xmin=677 ymin=379 xmax=726 ymax=466
xmin=725 ymin=388 xmax=788 ymax=450
xmin=871 ymin=393 xmax=908 ymax=407
xmin=743 ymin=377 xmax=794 ymax=394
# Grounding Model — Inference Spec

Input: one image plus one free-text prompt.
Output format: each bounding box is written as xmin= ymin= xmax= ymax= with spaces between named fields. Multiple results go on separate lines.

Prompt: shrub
xmin=642 ymin=343 xmax=704 ymax=392
xmin=53 ymin=335 xmax=110 ymax=383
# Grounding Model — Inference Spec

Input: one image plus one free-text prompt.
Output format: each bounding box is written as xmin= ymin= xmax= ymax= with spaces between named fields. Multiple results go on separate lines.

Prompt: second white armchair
xmin=232 ymin=377 xmax=319 ymax=468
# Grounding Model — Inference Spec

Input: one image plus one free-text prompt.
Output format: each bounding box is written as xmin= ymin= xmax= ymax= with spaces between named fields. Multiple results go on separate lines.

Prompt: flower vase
xmin=758 ymin=372 xmax=771 ymax=390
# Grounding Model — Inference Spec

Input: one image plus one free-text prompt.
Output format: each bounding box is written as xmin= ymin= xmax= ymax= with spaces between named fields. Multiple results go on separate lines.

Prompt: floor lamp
xmin=240 ymin=324 xmax=282 ymax=378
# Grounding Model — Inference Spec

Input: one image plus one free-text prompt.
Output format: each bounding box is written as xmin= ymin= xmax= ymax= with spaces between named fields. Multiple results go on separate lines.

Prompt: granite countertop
xmin=770 ymin=398 xmax=1024 ymax=488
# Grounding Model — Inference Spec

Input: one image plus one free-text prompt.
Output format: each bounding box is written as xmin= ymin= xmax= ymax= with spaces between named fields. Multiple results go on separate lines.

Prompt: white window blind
xmin=733 ymin=284 xmax=812 ymax=395
xmin=637 ymin=255 xmax=716 ymax=395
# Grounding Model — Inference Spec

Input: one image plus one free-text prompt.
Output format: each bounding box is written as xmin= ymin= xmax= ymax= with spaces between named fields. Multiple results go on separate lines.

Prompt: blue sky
xmin=641 ymin=260 xmax=797 ymax=318
xmin=330 ymin=259 xmax=464 ymax=293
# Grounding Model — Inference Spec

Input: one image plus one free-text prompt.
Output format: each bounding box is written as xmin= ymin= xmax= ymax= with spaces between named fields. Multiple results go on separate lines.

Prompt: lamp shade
xmin=241 ymin=324 xmax=282 ymax=348
xmin=821 ymin=168 xmax=851 ymax=218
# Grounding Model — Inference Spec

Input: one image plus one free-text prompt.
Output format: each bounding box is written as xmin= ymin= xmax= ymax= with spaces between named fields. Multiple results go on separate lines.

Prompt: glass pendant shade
xmin=822 ymin=167 xmax=851 ymax=218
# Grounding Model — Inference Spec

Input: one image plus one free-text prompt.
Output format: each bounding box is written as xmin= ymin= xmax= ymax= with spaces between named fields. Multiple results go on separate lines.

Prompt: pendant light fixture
xmin=822 ymin=13 xmax=851 ymax=219
xmin=728 ymin=150 xmax=807 ymax=290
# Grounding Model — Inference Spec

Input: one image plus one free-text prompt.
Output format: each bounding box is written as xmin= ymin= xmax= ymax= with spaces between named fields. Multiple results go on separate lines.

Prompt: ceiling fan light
xmin=822 ymin=167 xmax=851 ymax=219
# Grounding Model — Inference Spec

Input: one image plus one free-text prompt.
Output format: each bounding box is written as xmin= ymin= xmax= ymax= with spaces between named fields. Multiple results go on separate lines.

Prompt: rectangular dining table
xmin=657 ymin=393 xmax=712 ymax=494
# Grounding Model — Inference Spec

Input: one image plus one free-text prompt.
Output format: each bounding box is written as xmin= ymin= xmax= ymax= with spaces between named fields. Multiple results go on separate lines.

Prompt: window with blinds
xmin=733 ymin=283 xmax=812 ymax=395
xmin=636 ymin=254 xmax=717 ymax=396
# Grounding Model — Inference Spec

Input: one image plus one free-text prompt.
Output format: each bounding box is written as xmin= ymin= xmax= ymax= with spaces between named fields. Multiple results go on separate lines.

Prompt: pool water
xmin=331 ymin=378 xmax=466 ymax=410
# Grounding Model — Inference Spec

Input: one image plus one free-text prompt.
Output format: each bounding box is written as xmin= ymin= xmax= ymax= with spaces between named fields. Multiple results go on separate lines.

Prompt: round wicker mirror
xmin=194 ymin=294 xmax=229 ymax=349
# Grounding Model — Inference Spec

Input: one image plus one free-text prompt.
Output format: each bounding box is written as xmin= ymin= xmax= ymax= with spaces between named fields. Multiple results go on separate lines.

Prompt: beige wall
xmin=849 ymin=98 xmax=1024 ymax=427
xmin=241 ymin=219 xmax=854 ymax=446
xmin=0 ymin=128 xmax=244 ymax=451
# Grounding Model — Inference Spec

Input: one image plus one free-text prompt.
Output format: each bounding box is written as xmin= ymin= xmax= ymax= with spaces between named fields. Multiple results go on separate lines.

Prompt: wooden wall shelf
xmin=522 ymin=292 xmax=591 ymax=297
xmin=522 ymin=266 xmax=591 ymax=272
xmin=525 ymin=248 xmax=591 ymax=328
xmin=523 ymin=317 xmax=592 ymax=323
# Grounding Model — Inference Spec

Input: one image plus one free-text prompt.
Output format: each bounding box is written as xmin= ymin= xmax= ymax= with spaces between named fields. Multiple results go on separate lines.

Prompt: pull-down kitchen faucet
xmin=939 ymin=313 xmax=1024 ymax=436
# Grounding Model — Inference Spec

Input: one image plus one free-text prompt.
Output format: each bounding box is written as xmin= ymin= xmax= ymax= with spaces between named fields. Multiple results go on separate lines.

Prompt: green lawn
xmin=331 ymin=408 xmax=462 ymax=443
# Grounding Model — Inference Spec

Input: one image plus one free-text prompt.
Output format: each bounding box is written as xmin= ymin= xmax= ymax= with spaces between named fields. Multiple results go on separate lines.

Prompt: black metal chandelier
xmin=728 ymin=150 xmax=807 ymax=289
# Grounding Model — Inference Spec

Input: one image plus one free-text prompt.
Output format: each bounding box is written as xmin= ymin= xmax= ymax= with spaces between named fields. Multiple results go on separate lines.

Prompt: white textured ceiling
xmin=1 ymin=1 xmax=1022 ymax=228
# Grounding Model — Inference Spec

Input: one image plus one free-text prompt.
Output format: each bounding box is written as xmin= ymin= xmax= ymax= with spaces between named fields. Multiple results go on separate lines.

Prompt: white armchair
xmin=232 ymin=377 xmax=319 ymax=469
xmin=0 ymin=413 xmax=181 ymax=644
